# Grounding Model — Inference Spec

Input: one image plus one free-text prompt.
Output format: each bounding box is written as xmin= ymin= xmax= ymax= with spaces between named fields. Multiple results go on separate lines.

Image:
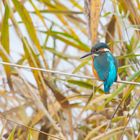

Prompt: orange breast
xmin=92 ymin=57 xmax=99 ymax=80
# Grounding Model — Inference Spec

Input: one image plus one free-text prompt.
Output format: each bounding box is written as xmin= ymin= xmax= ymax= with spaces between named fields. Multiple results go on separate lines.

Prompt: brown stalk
xmin=84 ymin=0 xmax=101 ymax=44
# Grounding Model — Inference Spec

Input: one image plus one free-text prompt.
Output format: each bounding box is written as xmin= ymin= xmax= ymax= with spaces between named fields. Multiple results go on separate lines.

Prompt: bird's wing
xmin=94 ymin=52 xmax=116 ymax=81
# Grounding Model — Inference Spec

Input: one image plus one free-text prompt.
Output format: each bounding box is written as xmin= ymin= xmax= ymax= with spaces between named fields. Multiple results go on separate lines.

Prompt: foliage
xmin=0 ymin=0 xmax=140 ymax=140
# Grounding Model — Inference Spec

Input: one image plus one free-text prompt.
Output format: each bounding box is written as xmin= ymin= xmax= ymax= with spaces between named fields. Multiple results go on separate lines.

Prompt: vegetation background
xmin=0 ymin=0 xmax=140 ymax=139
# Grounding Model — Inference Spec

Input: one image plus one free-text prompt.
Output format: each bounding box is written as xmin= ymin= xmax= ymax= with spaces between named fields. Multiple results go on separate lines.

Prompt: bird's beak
xmin=80 ymin=52 xmax=93 ymax=59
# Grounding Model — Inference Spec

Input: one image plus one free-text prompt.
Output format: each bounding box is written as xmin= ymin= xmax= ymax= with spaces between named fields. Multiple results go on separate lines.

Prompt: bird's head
xmin=80 ymin=42 xmax=110 ymax=59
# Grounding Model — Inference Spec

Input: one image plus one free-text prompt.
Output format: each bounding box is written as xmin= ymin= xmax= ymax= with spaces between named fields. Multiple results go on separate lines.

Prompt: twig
xmin=0 ymin=61 xmax=140 ymax=86
xmin=0 ymin=114 xmax=63 ymax=140
xmin=105 ymin=100 xmax=123 ymax=131
xmin=121 ymin=98 xmax=140 ymax=139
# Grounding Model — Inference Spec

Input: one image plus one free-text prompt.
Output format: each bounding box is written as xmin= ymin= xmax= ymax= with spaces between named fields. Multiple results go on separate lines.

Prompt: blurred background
xmin=0 ymin=0 xmax=140 ymax=139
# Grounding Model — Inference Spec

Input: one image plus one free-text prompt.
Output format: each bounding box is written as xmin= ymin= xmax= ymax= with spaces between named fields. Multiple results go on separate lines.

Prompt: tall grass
xmin=0 ymin=0 xmax=140 ymax=139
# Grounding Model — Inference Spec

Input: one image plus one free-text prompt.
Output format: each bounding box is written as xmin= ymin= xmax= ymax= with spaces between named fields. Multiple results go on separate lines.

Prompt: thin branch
xmin=0 ymin=43 xmax=65 ymax=138
xmin=105 ymin=99 xmax=123 ymax=131
xmin=100 ymin=0 xmax=105 ymax=16
xmin=0 ymin=61 xmax=140 ymax=86
xmin=0 ymin=114 xmax=63 ymax=140
xmin=121 ymin=98 xmax=140 ymax=139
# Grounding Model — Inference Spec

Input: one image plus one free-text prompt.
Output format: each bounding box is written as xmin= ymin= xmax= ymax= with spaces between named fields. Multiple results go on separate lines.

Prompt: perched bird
xmin=81 ymin=42 xmax=118 ymax=93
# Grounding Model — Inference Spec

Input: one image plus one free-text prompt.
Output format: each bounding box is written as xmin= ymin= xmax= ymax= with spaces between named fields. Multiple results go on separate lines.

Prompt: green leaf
xmin=43 ymin=46 xmax=69 ymax=60
xmin=67 ymin=79 xmax=93 ymax=89
xmin=41 ymin=30 xmax=90 ymax=52
xmin=8 ymin=127 xmax=16 ymax=140
xmin=102 ymin=12 xmax=112 ymax=17
xmin=12 ymin=0 xmax=44 ymax=58
xmin=1 ymin=4 xmax=13 ymax=88
xmin=1 ymin=5 xmax=9 ymax=53
xmin=27 ymin=130 xmax=32 ymax=140
xmin=72 ymin=58 xmax=91 ymax=73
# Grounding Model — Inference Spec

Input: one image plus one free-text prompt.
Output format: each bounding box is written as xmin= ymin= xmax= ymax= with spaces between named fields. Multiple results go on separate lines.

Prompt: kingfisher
xmin=81 ymin=42 xmax=118 ymax=93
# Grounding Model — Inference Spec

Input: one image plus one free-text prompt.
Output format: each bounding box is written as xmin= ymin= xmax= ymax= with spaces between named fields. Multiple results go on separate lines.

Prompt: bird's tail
xmin=104 ymin=82 xmax=110 ymax=94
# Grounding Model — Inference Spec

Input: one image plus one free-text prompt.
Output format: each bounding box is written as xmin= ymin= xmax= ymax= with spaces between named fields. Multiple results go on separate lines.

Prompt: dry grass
xmin=0 ymin=0 xmax=140 ymax=139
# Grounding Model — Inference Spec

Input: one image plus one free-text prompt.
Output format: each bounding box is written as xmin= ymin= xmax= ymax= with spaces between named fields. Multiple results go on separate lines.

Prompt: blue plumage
xmin=80 ymin=42 xmax=118 ymax=93
xmin=94 ymin=51 xmax=117 ymax=93
xmin=94 ymin=52 xmax=117 ymax=93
